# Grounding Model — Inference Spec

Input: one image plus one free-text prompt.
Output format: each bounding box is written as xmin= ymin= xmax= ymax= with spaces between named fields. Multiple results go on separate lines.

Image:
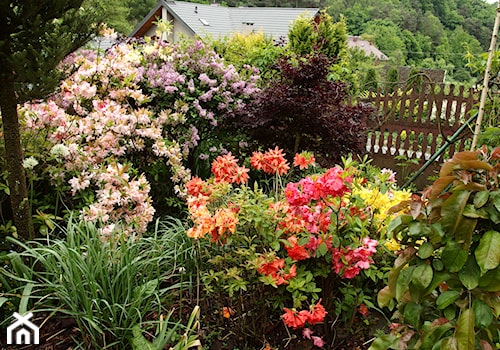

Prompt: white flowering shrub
xmin=6 ymin=31 xmax=259 ymax=237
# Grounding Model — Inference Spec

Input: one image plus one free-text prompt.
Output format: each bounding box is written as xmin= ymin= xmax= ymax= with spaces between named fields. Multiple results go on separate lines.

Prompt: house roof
xmin=347 ymin=35 xmax=389 ymax=60
xmin=130 ymin=0 xmax=319 ymax=39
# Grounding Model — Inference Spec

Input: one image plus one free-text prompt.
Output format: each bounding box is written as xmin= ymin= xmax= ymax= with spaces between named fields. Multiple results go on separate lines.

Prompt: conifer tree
xmin=0 ymin=0 xmax=100 ymax=241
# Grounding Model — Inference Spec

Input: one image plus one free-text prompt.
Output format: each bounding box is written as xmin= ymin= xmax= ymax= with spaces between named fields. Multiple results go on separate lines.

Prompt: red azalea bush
xmin=185 ymin=149 xmax=399 ymax=348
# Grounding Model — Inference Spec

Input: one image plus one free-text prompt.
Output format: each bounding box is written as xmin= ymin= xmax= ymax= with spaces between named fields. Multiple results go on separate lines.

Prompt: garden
xmin=1 ymin=8 xmax=500 ymax=350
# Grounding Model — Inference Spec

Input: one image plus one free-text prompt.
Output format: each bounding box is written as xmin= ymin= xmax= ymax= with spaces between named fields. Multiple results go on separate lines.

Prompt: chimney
xmin=194 ymin=6 xmax=198 ymax=13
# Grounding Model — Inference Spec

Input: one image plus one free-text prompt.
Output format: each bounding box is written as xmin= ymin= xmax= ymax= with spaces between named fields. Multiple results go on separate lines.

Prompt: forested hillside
xmin=327 ymin=0 xmax=496 ymax=81
xmin=105 ymin=0 xmax=496 ymax=82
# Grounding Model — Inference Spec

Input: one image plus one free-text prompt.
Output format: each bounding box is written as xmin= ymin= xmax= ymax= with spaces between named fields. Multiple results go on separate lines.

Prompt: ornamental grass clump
xmin=184 ymin=149 xmax=409 ymax=348
xmin=371 ymin=147 xmax=500 ymax=350
xmin=1 ymin=217 xmax=195 ymax=349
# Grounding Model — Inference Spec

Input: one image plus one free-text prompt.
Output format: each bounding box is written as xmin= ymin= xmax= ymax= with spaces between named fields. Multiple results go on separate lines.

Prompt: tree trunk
xmin=0 ymin=73 xmax=33 ymax=242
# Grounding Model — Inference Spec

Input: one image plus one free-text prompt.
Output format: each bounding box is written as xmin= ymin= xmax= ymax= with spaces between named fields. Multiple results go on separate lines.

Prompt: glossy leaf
xmin=442 ymin=241 xmax=468 ymax=273
xmin=475 ymin=231 xmax=500 ymax=273
xmin=472 ymin=299 xmax=493 ymax=329
xmin=378 ymin=285 xmax=393 ymax=308
xmin=418 ymin=242 xmax=434 ymax=259
xmin=456 ymin=308 xmax=475 ymax=350
xmin=492 ymin=191 xmax=500 ymax=212
xmin=478 ymin=266 xmax=500 ymax=292
xmin=436 ymin=290 xmax=460 ymax=309
xmin=473 ymin=191 xmax=489 ymax=208
xmin=441 ymin=190 xmax=471 ymax=236
xmin=430 ymin=176 xmax=456 ymax=201
xmin=404 ymin=301 xmax=422 ymax=328
xmin=396 ymin=266 xmax=415 ymax=302
xmin=458 ymin=255 xmax=480 ymax=290
xmin=454 ymin=216 xmax=477 ymax=249
xmin=412 ymin=264 xmax=433 ymax=289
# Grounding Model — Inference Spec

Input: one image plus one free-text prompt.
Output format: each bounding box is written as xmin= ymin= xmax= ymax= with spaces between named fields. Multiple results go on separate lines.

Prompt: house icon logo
xmin=6 ymin=312 xmax=40 ymax=345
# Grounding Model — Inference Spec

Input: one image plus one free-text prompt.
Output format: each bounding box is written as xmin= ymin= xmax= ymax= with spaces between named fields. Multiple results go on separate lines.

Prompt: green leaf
xmin=388 ymin=215 xmax=413 ymax=235
xmin=418 ymin=242 xmax=434 ymax=259
xmin=396 ymin=266 xmax=415 ymax=302
xmin=473 ymin=191 xmax=489 ymax=208
xmin=475 ymin=231 xmax=500 ymax=273
xmin=454 ymin=216 xmax=477 ymax=249
xmin=472 ymin=299 xmax=493 ymax=329
xmin=368 ymin=334 xmax=399 ymax=350
xmin=442 ymin=241 xmax=468 ymax=273
xmin=486 ymin=207 xmax=500 ymax=225
xmin=436 ymin=290 xmax=460 ymax=309
xmin=377 ymin=285 xmax=393 ymax=308
xmin=492 ymin=191 xmax=500 ymax=212
xmin=478 ymin=266 xmax=500 ymax=292
xmin=440 ymin=336 xmax=458 ymax=350
xmin=317 ymin=242 xmax=328 ymax=257
xmin=19 ymin=283 xmax=34 ymax=315
xmin=412 ymin=264 xmax=433 ymax=289
xmin=458 ymin=255 xmax=480 ymax=290
xmin=420 ymin=323 xmax=453 ymax=350
xmin=270 ymin=240 xmax=280 ymax=251
xmin=409 ymin=221 xmax=430 ymax=237
xmin=441 ymin=190 xmax=471 ymax=235
xmin=0 ymin=297 xmax=8 ymax=308
xmin=456 ymin=309 xmax=474 ymax=350
xmin=133 ymin=279 xmax=158 ymax=300
xmin=463 ymin=204 xmax=489 ymax=219
xmin=404 ymin=301 xmax=422 ymax=328
xmin=130 ymin=325 xmax=157 ymax=350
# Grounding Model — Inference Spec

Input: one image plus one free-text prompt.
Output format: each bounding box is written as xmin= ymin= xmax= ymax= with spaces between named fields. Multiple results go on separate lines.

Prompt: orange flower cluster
xmin=258 ymin=253 xmax=296 ymax=285
xmin=293 ymin=151 xmax=315 ymax=170
xmin=211 ymin=152 xmax=249 ymax=184
xmin=185 ymin=176 xmax=212 ymax=197
xmin=250 ymin=147 xmax=290 ymax=175
xmin=281 ymin=299 xmax=328 ymax=329
xmin=187 ymin=200 xmax=238 ymax=243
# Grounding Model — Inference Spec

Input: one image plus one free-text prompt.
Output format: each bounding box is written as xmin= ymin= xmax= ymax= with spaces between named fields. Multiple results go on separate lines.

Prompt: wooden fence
xmin=363 ymin=84 xmax=479 ymax=190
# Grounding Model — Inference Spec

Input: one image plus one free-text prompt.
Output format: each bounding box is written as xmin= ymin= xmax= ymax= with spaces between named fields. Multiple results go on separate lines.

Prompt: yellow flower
xmin=384 ymin=238 xmax=401 ymax=251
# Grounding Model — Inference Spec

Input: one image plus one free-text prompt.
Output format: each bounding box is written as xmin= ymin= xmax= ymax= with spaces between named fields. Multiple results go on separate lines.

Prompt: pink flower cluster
xmin=332 ymin=237 xmax=378 ymax=278
xmin=284 ymin=167 xmax=352 ymax=206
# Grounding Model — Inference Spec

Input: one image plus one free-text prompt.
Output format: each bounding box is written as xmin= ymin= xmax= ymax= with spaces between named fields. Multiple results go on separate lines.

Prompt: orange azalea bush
xmin=185 ymin=149 xmax=403 ymax=347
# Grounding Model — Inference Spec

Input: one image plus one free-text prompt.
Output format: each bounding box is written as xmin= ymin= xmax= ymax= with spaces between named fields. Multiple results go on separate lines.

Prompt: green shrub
xmin=371 ymin=148 xmax=500 ymax=349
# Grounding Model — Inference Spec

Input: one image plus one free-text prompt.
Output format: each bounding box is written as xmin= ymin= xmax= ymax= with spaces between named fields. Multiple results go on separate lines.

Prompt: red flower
xmin=285 ymin=236 xmax=310 ymax=261
xmin=307 ymin=299 xmax=327 ymax=325
xmin=358 ymin=303 xmax=369 ymax=316
xmin=281 ymin=308 xmax=309 ymax=329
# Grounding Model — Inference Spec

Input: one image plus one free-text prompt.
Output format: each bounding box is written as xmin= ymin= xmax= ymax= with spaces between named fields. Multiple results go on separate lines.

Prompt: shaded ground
xmin=0 ymin=305 xmax=378 ymax=349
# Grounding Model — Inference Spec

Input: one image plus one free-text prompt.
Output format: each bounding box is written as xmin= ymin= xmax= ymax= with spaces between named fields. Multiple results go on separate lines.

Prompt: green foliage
xmin=208 ymin=31 xmax=285 ymax=79
xmin=0 ymin=0 xmax=101 ymax=103
xmin=371 ymin=149 xmax=500 ymax=350
xmin=288 ymin=10 xmax=348 ymax=60
xmin=386 ymin=66 xmax=399 ymax=94
xmin=363 ymin=68 xmax=379 ymax=91
xmin=0 ymin=217 xmax=194 ymax=349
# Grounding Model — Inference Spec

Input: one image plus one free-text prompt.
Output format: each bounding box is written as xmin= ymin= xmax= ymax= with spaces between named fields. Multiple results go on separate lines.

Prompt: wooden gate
xmin=363 ymin=84 xmax=479 ymax=190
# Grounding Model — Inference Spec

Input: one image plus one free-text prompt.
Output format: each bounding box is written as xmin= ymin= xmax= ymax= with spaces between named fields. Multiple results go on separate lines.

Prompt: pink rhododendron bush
xmin=185 ymin=148 xmax=411 ymax=347
xmin=13 ymin=34 xmax=259 ymax=236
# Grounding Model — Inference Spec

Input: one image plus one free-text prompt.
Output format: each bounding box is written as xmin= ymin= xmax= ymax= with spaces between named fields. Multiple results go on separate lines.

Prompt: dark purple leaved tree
xmin=237 ymin=53 xmax=374 ymax=166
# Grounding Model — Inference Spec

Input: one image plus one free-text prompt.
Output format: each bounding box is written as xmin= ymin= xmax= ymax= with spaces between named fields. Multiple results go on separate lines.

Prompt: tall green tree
xmin=0 ymin=0 xmax=100 ymax=241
